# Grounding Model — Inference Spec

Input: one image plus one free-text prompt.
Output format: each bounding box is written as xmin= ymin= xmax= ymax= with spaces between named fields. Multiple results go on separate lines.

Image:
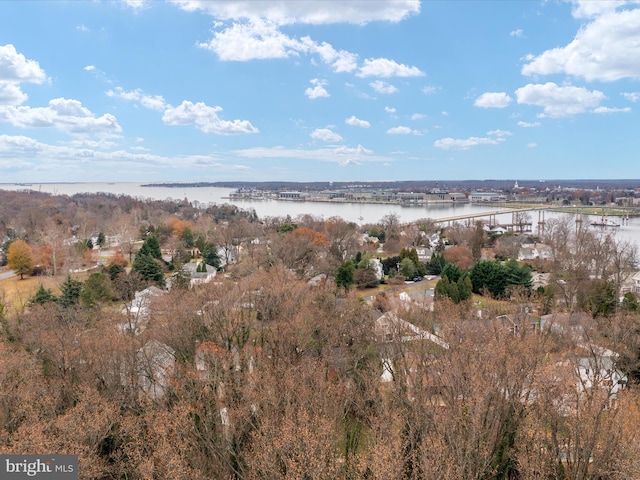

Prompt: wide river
xmin=2 ymin=182 xmax=640 ymax=247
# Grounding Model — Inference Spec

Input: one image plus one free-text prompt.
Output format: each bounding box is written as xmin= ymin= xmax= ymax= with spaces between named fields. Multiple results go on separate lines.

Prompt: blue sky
xmin=1 ymin=0 xmax=640 ymax=183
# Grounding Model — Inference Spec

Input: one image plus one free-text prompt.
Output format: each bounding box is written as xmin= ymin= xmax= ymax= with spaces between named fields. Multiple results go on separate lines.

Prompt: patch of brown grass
xmin=0 ymin=275 xmax=63 ymax=316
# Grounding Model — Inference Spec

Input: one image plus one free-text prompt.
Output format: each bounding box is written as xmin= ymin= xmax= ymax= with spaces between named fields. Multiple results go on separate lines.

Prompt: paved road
xmin=0 ymin=270 xmax=16 ymax=280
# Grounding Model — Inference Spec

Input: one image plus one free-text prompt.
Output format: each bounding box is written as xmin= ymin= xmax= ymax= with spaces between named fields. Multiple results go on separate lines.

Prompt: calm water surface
xmin=2 ymin=182 xmax=640 ymax=247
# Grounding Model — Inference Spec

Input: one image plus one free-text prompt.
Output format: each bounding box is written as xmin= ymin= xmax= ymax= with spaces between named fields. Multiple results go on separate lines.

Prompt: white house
xmin=119 ymin=285 xmax=165 ymax=335
xmin=135 ymin=340 xmax=176 ymax=400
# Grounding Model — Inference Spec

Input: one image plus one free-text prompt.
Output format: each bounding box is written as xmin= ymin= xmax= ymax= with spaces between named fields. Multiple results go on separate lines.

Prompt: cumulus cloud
xmin=303 ymin=38 xmax=358 ymax=73
xmin=84 ymin=65 xmax=96 ymax=72
xmin=527 ymin=143 xmax=538 ymax=148
xmin=370 ymin=80 xmax=398 ymax=94
xmin=622 ymin=91 xmax=640 ymax=102
xmin=305 ymin=78 xmax=330 ymax=99
xmin=345 ymin=115 xmax=371 ymax=128
xmin=385 ymin=106 xmax=396 ymax=113
xmin=515 ymin=82 xmax=606 ymax=117
xmin=422 ymin=85 xmax=438 ymax=95
xmin=387 ymin=125 xmax=420 ymax=135
xmin=162 ymin=100 xmax=258 ymax=135
xmin=357 ymin=57 xmax=425 ymax=77
xmin=310 ymin=127 xmax=343 ymax=142
xmin=106 ymin=86 xmax=167 ymax=111
xmin=522 ymin=6 xmax=640 ymax=81
xmin=199 ymin=19 xmax=305 ymax=61
xmin=0 ymin=82 xmax=27 ymax=106
xmin=0 ymin=44 xmax=47 ymax=83
xmin=517 ymin=120 xmax=541 ymax=127
xmin=434 ymin=135 xmax=506 ymax=150
xmin=474 ymin=92 xmax=512 ymax=108
xmin=510 ymin=28 xmax=524 ymax=37
xmin=0 ymin=98 xmax=122 ymax=136
xmin=411 ymin=113 xmax=426 ymax=120
xmin=570 ymin=0 xmax=626 ymax=19
xmin=0 ymin=44 xmax=48 ymax=107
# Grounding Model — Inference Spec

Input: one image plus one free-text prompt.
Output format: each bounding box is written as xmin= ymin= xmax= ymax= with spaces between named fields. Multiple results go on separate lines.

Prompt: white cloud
xmin=345 ymin=115 xmax=371 ymax=128
xmin=121 ymin=0 xmax=148 ymax=9
xmin=622 ymin=91 xmax=640 ymax=102
xmin=106 ymin=86 xmax=167 ymax=111
xmin=441 ymin=111 xmax=449 ymax=116
xmin=233 ymin=144 xmax=387 ymax=166
xmin=385 ymin=106 xmax=396 ymax=113
xmin=593 ymin=106 xmax=632 ymax=113
xmin=305 ymin=78 xmax=330 ymax=99
xmin=411 ymin=113 xmax=426 ymax=120
xmin=0 ymin=82 xmax=27 ymax=105
xmin=510 ymin=28 xmax=524 ymax=37
xmin=522 ymin=6 xmax=640 ymax=81
xmin=84 ymin=65 xmax=96 ymax=72
xmin=76 ymin=24 xmax=90 ymax=32
xmin=170 ymin=0 xmax=420 ymax=25
xmin=387 ymin=125 xmax=419 ymax=135
xmin=0 ymin=98 xmax=122 ymax=136
xmin=474 ymin=92 xmax=512 ymax=108
xmin=0 ymin=133 xmax=252 ymax=177
xmin=310 ymin=128 xmax=343 ymax=142
xmin=162 ymin=100 xmax=258 ymax=135
xmin=570 ymin=0 xmax=626 ymax=19
xmin=303 ymin=38 xmax=358 ymax=73
xmin=434 ymin=135 xmax=506 ymax=150
xmin=422 ymin=85 xmax=438 ymax=95
xmin=357 ymin=58 xmax=425 ymax=78
xmin=487 ymin=129 xmax=512 ymax=137
xmin=370 ymin=80 xmax=398 ymax=94
xmin=515 ymin=82 xmax=606 ymax=117
xmin=0 ymin=44 xmax=47 ymax=83
xmin=517 ymin=120 xmax=541 ymax=127
xmin=199 ymin=19 xmax=306 ymax=61
xmin=527 ymin=143 xmax=538 ymax=148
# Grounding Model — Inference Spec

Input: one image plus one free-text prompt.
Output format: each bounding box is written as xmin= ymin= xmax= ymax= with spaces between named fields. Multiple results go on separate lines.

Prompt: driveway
xmin=0 ymin=270 xmax=16 ymax=281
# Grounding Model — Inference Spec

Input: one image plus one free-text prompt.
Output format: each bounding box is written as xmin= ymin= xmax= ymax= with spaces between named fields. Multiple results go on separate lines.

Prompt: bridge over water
xmin=431 ymin=205 xmax=551 ymax=224
xmin=430 ymin=206 xmax=552 ymax=233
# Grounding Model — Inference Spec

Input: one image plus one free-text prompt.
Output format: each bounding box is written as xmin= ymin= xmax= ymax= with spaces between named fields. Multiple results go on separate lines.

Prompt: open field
xmin=0 ymin=274 xmax=64 ymax=316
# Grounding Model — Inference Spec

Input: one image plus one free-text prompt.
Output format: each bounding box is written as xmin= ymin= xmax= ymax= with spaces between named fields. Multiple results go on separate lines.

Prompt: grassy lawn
xmin=0 ymin=274 xmax=64 ymax=316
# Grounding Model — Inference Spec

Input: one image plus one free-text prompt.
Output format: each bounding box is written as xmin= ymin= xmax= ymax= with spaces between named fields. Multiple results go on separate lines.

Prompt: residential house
xmin=135 ymin=340 xmax=176 ymax=400
xmin=118 ymin=285 xmax=165 ymax=335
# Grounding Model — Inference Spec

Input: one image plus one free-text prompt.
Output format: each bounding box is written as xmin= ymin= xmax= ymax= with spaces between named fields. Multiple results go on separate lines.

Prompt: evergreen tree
xmin=137 ymin=235 xmax=162 ymax=260
xmin=335 ymin=260 xmax=355 ymax=290
xmin=426 ymin=253 xmax=447 ymax=275
xmin=504 ymin=259 xmax=532 ymax=292
xmin=457 ymin=275 xmax=473 ymax=302
xmin=59 ymin=275 xmax=83 ymax=308
xmin=80 ymin=272 xmax=113 ymax=308
xmin=470 ymin=260 xmax=507 ymax=298
xmin=399 ymin=257 xmax=416 ymax=278
xmin=132 ymin=253 xmax=165 ymax=287
xmin=30 ymin=284 xmax=57 ymax=305
xmin=203 ymin=246 xmax=221 ymax=270
xmin=442 ymin=262 xmax=462 ymax=283
xmin=96 ymin=232 xmax=106 ymax=248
